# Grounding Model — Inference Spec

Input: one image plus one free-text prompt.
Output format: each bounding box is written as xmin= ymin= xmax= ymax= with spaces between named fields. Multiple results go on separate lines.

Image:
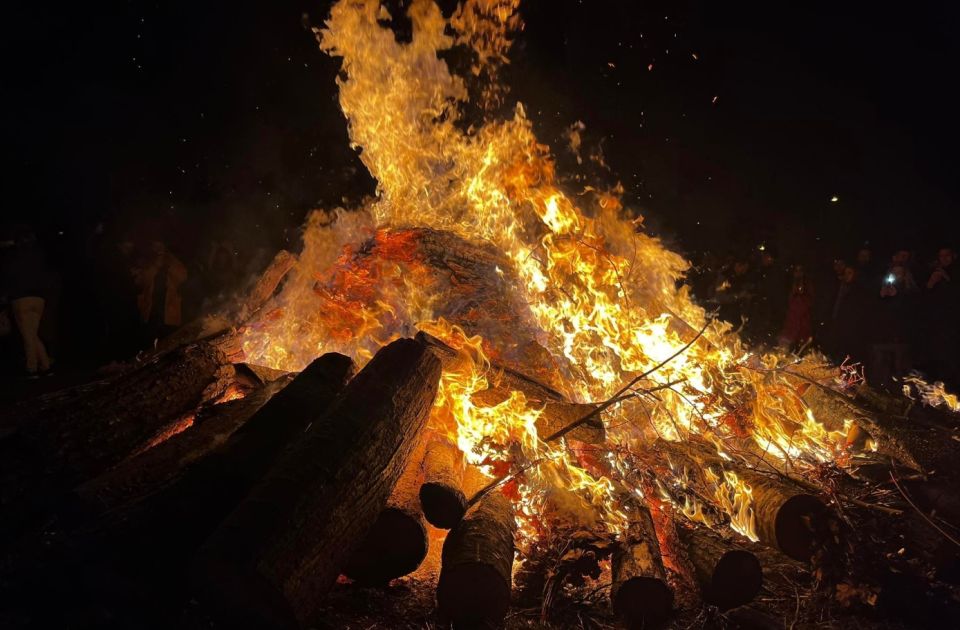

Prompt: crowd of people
xmin=693 ymin=243 xmax=959 ymax=391
xmin=0 ymin=223 xmax=259 ymax=382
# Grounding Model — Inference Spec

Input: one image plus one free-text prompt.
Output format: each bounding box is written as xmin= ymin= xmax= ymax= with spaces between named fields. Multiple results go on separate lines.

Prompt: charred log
xmin=2 ymin=352 xmax=355 ymax=629
xmin=192 ymin=338 xmax=440 ymax=628
xmin=343 ymin=440 xmax=429 ymax=585
xmin=419 ymin=435 xmax=468 ymax=529
xmin=677 ymin=526 xmax=762 ymax=611
xmin=71 ymin=376 xmax=290 ymax=516
xmin=1 ymin=339 xmax=231 ymax=543
xmin=437 ymin=490 xmax=517 ymax=629
xmin=611 ymin=502 xmax=674 ymax=629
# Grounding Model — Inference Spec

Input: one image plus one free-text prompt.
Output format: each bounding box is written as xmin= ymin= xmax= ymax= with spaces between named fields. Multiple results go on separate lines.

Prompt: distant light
xmin=830 ymin=195 xmax=839 ymax=202
xmin=757 ymin=244 xmax=766 ymax=251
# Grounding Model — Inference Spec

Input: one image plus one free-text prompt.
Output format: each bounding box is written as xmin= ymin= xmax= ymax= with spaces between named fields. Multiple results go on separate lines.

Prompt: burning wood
xmin=191 ymin=338 xmax=441 ymax=627
xmin=437 ymin=490 xmax=517 ymax=628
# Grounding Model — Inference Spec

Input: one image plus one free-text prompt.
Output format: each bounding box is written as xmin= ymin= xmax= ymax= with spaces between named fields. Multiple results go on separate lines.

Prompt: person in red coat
xmin=778 ymin=264 xmax=814 ymax=351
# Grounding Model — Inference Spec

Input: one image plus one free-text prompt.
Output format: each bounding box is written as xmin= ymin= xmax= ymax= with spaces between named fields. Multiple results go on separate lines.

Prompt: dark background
xmin=4 ymin=0 xmax=959 ymax=264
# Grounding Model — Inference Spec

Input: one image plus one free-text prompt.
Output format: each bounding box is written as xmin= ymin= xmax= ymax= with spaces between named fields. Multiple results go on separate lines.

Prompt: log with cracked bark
xmin=191 ymin=338 xmax=441 ymax=628
xmin=437 ymin=490 xmax=517 ymax=629
xmin=655 ymin=438 xmax=829 ymax=562
xmin=0 ymin=338 xmax=233 ymax=543
xmin=419 ymin=435 xmax=469 ymax=529
xmin=611 ymin=501 xmax=674 ymax=629
xmin=342 ymin=439 xmax=429 ymax=585
xmin=677 ymin=525 xmax=762 ymax=611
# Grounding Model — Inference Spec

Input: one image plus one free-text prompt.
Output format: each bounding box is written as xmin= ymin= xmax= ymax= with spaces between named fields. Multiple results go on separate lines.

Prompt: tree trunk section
xmin=438 ymin=490 xmax=517 ymax=629
xmin=611 ymin=502 xmax=673 ymax=629
xmin=1 ymin=339 xmax=231 ymax=543
xmin=677 ymin=526 xmax=762 ymax=611
xmin=71 ymin=377 xmax=290 ymax=516
xmin=191 ymin=338 xmax=440 ymax=628
xmin=342 ymin=439 xmax=429 ymax=584
xmin=736 ymin=469 xmax=828 ymax=562
xmin=419 ymin=435 xmax=468 ymax=528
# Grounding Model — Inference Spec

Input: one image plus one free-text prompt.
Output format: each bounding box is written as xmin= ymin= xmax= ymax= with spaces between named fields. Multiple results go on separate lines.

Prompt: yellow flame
xmin=237 ymin=0 xmax=867 ymax=544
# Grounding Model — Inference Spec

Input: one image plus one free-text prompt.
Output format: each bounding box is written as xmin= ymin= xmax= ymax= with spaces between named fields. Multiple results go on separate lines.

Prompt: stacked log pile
xmin=2 ymin=233 xmax=960 ymax=629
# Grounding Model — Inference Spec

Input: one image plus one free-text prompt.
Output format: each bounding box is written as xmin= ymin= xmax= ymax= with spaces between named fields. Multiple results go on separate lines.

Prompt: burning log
xmin=342 ymin=441 xmax=429 ymax=585
xmin=419 ymin=435 xmax=468 ymax=528
xmin=76 ymin=352 xmax=354 ymax=525
xmin=677 ymin=526 xmax=763 ymax=611
xmin=0 ymin=352 xmax=356 ymax=629
xmin=437 ymin=490 xmax=517 ymax=629
xmin=655 ymin=439 xmax=829 ymax=562
xmin=192 ymin=338 xmax=441 ymax=628
xmin=735 ymin=470 xmax=828 ymax=563
xmin=611 ymin=502 xmax=674 ymax=629
xmin=420 ymin=331 xmax=606 ymax=444
xmin=794 ymin=373 xmax=960 ymax=475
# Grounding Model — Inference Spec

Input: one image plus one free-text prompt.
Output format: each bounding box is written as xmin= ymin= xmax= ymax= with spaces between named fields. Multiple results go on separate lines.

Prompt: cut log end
xmin=773 ymin=493 xmax=828 ymax=562
xmin=420 ymin=482 xmax=467 ymax=529
xmin=437 ymin=562 xmax=511 ymax=629
xmin=709 ymin=550 xmax=763 ymax=611
xmin=438 ymin=492 xmax=516 ymax=629
xmin=342 ymin=507 xmax=427 ymax=586
xmin=612 ymin=576 xmax=674 ymax=629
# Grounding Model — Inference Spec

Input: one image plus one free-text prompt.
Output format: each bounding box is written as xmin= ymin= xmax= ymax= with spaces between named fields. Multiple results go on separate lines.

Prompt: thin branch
xmin=544 ymin=320 xmax=711 ymax=443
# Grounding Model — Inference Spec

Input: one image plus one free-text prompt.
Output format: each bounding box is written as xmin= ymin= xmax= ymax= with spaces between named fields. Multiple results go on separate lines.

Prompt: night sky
xmin=6 ymin=0 xmax=959 ymax=265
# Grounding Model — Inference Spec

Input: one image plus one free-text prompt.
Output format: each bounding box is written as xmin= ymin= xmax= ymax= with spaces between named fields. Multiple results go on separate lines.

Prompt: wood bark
xmin=654 ymin=438 xmax=828 ymax=562
xmin=71 ymin=376 xmax=291 ymax=516
xmin=677 ymin=526 xmax=762 ymax=611
xmin=795 ymin=376 xmax=960 ymax=475
xmin=1 ymin=352 xmax=356 ymax=630
xmin=342 ymin=439 xmax=429 ymax=585
xmin=437 ymin=490 xmax=517 ymax=629
xmin=191 ymin=338 xmax=440 ymax=628
xmin=735 ymin=469 xmax=828 ymax=563
xmin=419 ymin=435 xmax=469 ymax=528
xmin=1 ymin=339 xmax=231 ymax=543
xmin=611 ymin=501 xmax=674 ymax=629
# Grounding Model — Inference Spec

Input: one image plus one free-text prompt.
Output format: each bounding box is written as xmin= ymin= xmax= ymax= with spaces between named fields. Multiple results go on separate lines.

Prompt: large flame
xmin=241 ymin=0 xmax=857 ymax=544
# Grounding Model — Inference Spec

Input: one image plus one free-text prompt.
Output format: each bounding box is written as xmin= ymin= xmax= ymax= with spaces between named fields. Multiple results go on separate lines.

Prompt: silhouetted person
xmin=135 ymin=241 xmax=188 ymax=344
xmin=823 ymin=265 xmax=869 ymax=363
xmin=747 ymin=249 xmax=787 ymax=344
xmin=779 ymin=264 xmax=814 ymax=351
xmin=97 ymin=237 xmax=141 ymax=360
xmin=922 ymin=247 xmax=959 ymax=386
xmin=0 ymin=226 xmax=53 ymax=377
xmin=871 ymin=265 xmax=916 ymax=391
xmin=855 ymin=245 xmax=881 ymax=287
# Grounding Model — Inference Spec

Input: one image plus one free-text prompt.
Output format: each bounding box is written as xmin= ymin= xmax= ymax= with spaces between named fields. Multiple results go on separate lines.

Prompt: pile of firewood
xmin=1 ymin=244 xmax=960 ymax=630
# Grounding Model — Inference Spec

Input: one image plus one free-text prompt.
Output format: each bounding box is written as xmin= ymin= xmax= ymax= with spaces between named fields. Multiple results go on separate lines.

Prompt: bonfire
xmin=3 ymin=1 xmax=960 ymax=629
